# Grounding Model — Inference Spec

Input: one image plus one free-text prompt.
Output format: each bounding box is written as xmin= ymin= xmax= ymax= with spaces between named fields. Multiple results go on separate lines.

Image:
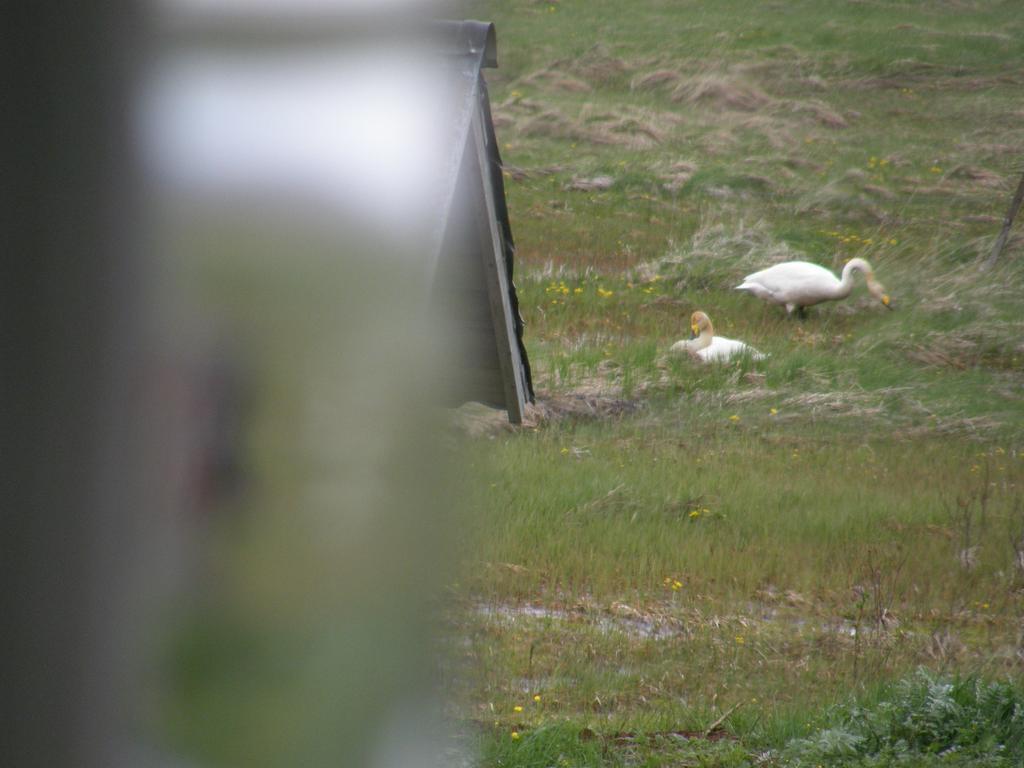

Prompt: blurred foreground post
xmin=3 ymin=3 xmax=499 ymax=764
xmin=1 ymin=2 xmax=159 ymax=766
xmin=146 ymin=5 xmax=463 ymax=767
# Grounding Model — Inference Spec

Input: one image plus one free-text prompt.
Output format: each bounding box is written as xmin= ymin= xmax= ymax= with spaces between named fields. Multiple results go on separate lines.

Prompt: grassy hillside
xmin=452 ymin=0 xmax=1024 ymax=765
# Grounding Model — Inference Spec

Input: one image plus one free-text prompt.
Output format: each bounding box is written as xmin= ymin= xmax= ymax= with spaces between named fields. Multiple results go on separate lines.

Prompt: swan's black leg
xmin=796 ymin=306 xmax=808 ymax=320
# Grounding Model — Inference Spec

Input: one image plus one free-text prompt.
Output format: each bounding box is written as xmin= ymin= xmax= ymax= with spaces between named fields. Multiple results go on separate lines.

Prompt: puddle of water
xmin=472 ymin=601 xmax=906 ymax=642
xmin=473 ymin=602 xmax=685 ymax=640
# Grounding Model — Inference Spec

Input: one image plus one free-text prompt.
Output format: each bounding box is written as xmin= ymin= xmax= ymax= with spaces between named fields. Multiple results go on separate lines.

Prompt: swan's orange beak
xmin=882 ymin=294 xmax=893 ymax=310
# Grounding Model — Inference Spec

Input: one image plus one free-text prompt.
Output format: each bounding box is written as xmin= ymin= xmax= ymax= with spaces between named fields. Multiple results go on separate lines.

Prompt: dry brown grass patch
xmin=957 ymin=142 xmax=1019 ymax=158
xmin=517 ymin=108 xmax=607 ymax=144
xmin=846 ymin=75 xmax=928 ymax=91
xmin=630 ymin=69 xmax=681 ymax=91
xmin=900 ymin=415 xmax=1003 ymax=440
xmin=797 ymin=75 xmax=829 ymax=91
xmin=862 ymin=183 xmax=897 ymax=200
xmin=624 ymin=161 xmax=688 ymax=190
xmin=649 ymin=217 xmax=810 ymax=281
xmin=602 ymin=116 xmax=667 ymax=145
xmin=724 ymin=387 xmax=773 ymax=405
xmin=903 ymin=338 xmax=978 ymax=371
xmin=732 ymin=114 xmax=800 ymax=150
xmin=520 ymin=68 xmax=593 ymax=93
xmin=449 ymin=386 xmax=643 ymax=436
xmin=500 ymin=98 xmax=681 ymax=148
xmin=660 ymin=169 xmax=695 ymax=192
xmin=781 ymin=155 xmax=825 ymax=173
xmin=501 ymin=163 xmax=566 ymax=181
xmin=785 ymin=98 xmax=848 ymax=128
xmin=781 ymin=390 xmax=884 ymax=419
xmin=696 ymin=128 xmax=740 ymax=156
xmin=671 ymin=73 xmax=775 ymax=112
xmin=891 ymin=23 xmax=1013 ymax=43
xmin=543 ymin=44 xmax=631 ymax=87
xmin=528 ymin=389 xmax=641 ymax=422
xmin=795 ymin=180 xmax=886 ymax=223
xmin=902 ymin=326 xmax=1024 ymax=372
xmin=566 ymin=175 xmax=615 ymax=192
xmin=949 ymin=164 xmax=1007 ymax=189
xmin=917 ymin=257 xmax=1020 ymax=315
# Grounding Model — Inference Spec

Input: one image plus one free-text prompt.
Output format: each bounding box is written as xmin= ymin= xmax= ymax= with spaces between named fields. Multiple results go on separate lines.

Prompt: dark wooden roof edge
xmin=477 ymin=71 xmax=534 ymax=402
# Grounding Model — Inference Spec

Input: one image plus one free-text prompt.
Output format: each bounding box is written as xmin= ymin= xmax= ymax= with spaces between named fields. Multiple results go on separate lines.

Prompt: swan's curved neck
xmin=694 ymin=322 xmax=714 ymax=349
xmin=837 ymin=258 xmax=871 ymax=298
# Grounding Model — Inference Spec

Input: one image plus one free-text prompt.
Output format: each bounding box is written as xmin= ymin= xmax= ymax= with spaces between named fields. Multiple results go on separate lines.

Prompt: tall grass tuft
xmin=478 ymin=724 xmax=607 ymax=768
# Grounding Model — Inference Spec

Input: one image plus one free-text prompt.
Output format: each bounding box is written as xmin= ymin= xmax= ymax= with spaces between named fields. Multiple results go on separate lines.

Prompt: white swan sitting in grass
xmin=670 ymin=311 xmax=766 ymax=362
xmin=735 ymin=257 xmax=892 ymax=316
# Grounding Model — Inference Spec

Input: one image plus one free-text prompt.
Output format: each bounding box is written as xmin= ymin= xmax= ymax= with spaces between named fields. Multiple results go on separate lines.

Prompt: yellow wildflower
xmin=770 ymin=408 xmax=778 ymax=416
xmin=513 ymin=705 xmax=523 ymax=713
xmin=511 ymin=731 xmax=521 ymax=740
xmin=533 ymin=694 xmax=542 ymax=703
xmin=729 ymin=414 xmax=740 ymax=422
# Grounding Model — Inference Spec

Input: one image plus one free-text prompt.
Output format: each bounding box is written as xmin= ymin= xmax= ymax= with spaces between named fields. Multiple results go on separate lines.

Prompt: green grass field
xmin=451 ymin=0 xmax=1024 ymax=765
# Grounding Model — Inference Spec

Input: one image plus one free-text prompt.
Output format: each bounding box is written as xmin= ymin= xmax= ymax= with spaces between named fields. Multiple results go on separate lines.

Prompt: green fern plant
xmin=783 ymin=669 xmax=1024 ymax=766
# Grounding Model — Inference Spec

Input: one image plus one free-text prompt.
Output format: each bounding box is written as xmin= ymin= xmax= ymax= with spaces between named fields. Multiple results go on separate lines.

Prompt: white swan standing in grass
xmin=735 ymin=257 xmax=892 ymax=316
xmin=670 ymin=311 xmax=766 ymax=362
